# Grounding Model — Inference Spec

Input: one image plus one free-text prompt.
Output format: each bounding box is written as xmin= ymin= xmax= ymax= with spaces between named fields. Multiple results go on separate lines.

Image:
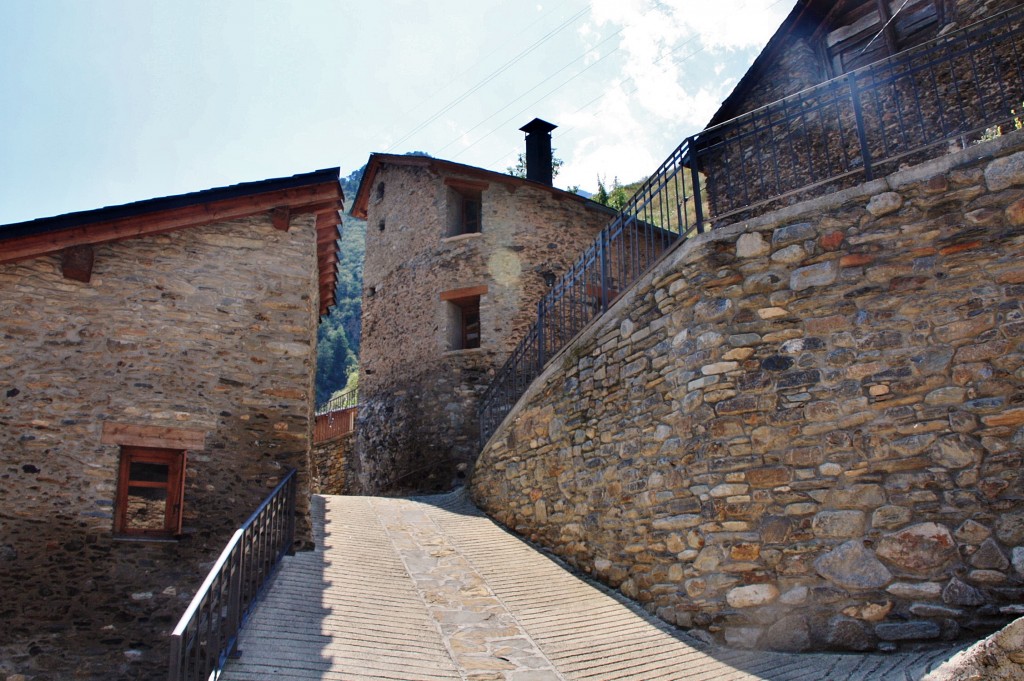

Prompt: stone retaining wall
xmin=471 ymin=131 xmax=1024 ymax=652
xmin=312 ymin=431 xmax=355 ymax=495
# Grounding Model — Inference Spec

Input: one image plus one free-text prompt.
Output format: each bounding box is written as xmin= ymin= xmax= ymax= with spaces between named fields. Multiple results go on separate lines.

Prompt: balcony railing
xmin=314 ymin=387 xmax=359 ymax=442
xmin=168 ymin=469 xmax=297 ymax=681
xmin=693 ymin=3 xmax=1024 ymax=224
xmin=478 ymin=5 xmax=1024 ymax=446
xmin=316 ymin=387 xmax=359 ymax=414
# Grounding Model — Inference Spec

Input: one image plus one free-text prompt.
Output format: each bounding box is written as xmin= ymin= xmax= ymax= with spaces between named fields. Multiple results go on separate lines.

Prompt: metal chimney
xmin=520 ymin=118 xmax=557 ymax=186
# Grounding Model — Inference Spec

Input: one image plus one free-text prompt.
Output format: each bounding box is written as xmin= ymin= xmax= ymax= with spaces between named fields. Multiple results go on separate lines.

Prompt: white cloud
xmin=550 ymin=0 xmax=790 ymax=190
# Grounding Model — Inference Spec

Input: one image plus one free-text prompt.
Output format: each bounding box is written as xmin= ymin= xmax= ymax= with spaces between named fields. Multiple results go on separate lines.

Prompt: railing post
xmin=226 ymin=544 xmax=243 ymax=659
xmin=598 ymin=229 xmax=610 ymax=313
xmin=848 ymin=71 xmax=874 ymax=181
xmin=687 ymin=140 xmax=705 ymax=234
xmin=536 ymin=299 xmax=546 ymax=369
xmin=285 ymin=473 xmax=296 ymax=554
xmin=168 ymin=636 xmax=182 ymax=681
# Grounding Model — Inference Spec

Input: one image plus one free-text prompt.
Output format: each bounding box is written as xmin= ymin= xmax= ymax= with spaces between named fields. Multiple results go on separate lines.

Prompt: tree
xmin=594 ymin=175 xmax=609 ymax=206
xmin=506 ymin=151 xmax=564 ymax=180
xmin=593 ymin=174 xmax=643 ymax=211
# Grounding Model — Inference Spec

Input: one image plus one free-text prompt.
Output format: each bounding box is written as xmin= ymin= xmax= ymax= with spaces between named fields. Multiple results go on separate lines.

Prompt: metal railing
xmin=168 ymin=469 xmax=297 ymax=681
xmin=314 ymin=387 xmax=359 ymax=442
xmin=479 ymin=141 xmax=704 ymax=443
xmin=692 ymin=3 xmax=1024 ymax=222
xmin=478 ymin=6 xmax=1024 ymax=445
xmin=316 ymin=387 xmax=358 ymax=415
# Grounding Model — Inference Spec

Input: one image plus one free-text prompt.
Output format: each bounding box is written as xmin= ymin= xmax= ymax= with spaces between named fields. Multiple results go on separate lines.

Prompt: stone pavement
xmin=221 ymin=491 xmax=963 ymax=681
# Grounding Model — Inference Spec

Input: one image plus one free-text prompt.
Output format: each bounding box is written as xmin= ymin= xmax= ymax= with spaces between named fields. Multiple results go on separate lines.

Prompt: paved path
xmin=222 ymin=491 xmax=962 ymax=681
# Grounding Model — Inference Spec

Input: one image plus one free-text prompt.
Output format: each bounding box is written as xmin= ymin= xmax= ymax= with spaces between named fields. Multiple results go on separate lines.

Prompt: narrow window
xmin=449 ymin=296 xmax=481 ymax=349
xmin=445 ymin=179 xmax=488 ymax=237
xmin=440 ymin=285 xmax=488 ymax=350
xmin=376 ymin=182 xmax=385 ymax=200
xmin=460 ymin=192 xmax=481 ymax=234
xmin=114 ymin=446 xmax=186 ymax=538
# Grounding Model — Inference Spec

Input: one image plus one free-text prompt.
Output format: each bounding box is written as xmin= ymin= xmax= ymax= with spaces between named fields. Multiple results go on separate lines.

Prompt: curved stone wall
xmin=471 ymin=132 xmax=1024 ymax=652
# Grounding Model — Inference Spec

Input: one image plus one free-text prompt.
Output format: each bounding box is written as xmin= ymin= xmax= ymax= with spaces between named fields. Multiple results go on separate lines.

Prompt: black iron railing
xmin=479 ymin=141 xmax=704 ymax=443
xmin=694 ymin=4 xmax=1024 ymax=222
xmin=478 ymin=6 xmax=1024 ymax=445
xmin=168 ymin=469 xmax=297 ymax=681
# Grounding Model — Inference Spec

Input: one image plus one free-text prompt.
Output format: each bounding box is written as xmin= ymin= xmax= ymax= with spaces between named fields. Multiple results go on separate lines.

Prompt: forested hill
xmin=315 ymin=165 xmax=367 ymax=406
xmin=315 ymin=153 xmax=434 ymax=406
xmin=315 ymin=208 xmax=364 ymax=406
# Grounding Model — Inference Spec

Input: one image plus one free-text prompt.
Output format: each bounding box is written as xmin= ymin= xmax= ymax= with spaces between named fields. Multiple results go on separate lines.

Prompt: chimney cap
xmin=520 ymin=118 xmax=557 ymax=134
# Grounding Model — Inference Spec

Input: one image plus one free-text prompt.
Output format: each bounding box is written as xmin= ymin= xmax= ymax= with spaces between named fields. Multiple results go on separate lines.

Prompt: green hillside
xmin=314 ymin=165 xmax=366 ymax=406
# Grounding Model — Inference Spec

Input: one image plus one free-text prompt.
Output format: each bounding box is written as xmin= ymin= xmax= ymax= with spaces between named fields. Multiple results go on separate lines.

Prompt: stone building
xmin=696 ymin=0 xmax=1024 ymax=221
xmin=0 ymin=169 xmax=343 ymax=680
xmin=350 ymin=121 xmax=616 ymax=494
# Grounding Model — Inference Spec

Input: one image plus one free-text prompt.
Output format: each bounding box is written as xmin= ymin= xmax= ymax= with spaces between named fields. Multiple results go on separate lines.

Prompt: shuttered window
xmin=823 ymin=0 xmax=942 ymax=75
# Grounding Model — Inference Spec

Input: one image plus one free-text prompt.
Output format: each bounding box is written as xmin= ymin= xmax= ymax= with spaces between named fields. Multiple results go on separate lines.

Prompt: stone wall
xmin=471 ymin=131 xmax=1024 ymax=652
xmin=311 ymin=431 xmax=355 ymax=495
xmin=0 ymin=214 xmax=319 ymax=679
xmin=356 ymin=160 xmax=614 ymax=493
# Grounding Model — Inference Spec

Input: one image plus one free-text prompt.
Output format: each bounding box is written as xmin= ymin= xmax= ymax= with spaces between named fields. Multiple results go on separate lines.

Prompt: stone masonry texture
xmin=471 ymin=130 xmax=1024 ymax=652
xmin=0 ymin=214 xmax=320 ymax=680
xmin=356 ymin=160 xmax=613 ymax=494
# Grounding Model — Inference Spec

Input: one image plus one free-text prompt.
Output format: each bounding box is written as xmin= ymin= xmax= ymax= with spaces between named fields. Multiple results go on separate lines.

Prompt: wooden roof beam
xmin=270 ymin=207 xmax=291 ymax=232
xmin=61 ymin=245 xmax=94 ymax=283
xmin=0 ymin=182 xmax=342 ymax=265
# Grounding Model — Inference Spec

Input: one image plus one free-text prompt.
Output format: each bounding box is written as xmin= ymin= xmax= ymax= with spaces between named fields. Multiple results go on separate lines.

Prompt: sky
xmin=0 ymin=0 xmax=792 ymax=225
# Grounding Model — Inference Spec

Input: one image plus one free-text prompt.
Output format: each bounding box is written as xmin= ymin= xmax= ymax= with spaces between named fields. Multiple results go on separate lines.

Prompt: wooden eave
xmin=350 ymin=153 xmax=616 ymax=220
xmin=0 ymin=169 xmax=345 ymax=316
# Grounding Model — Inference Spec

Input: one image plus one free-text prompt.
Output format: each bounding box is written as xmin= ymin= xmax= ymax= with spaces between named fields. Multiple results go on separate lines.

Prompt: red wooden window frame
xmin=114 ymin=446 xmax=187 ymax=538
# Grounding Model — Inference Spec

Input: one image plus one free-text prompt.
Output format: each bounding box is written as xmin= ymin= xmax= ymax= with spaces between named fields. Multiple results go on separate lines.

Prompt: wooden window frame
xmin=441 ymin=285 xmax=487 ymax=351
xmin=817 ymin=0 xmax=943 ymax=77
xmin=445 ymin=178 xmax=488 ymax=237
xmin=114 ymin=446 xmax=187 ymax=538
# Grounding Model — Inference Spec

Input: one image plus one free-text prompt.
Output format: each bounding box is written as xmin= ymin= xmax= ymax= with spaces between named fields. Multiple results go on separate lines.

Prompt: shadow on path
xmin=221 ymin=490 xmax=964 ymax=681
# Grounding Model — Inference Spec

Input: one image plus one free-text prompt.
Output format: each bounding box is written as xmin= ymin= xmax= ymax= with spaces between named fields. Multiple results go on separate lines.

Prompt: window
xmin=114 ymin=446 xmax=186 ymax=538
xmin=445 ymin=178 xmax=488 ymax=237
xmin=441 ymin=285 xmax=488 ymax=350
xmin=452 ymin=297 xmax=481 ymax=349
xmin=820 ymin=0 xmax=942 ymax=75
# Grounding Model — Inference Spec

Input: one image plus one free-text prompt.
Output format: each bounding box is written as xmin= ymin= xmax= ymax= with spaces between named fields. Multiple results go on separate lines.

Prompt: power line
xmin=513 ymin=0 xmax=794 ymax=168
xmin=435 ymin=25 xmax=626 ymax=156
xmin=449 ymin=41 xmax=624 ymax=162
xmin=386 ymin=0 xmax=577 ymax=131
xmin=383 ymin=4 xmax=591 ymax=154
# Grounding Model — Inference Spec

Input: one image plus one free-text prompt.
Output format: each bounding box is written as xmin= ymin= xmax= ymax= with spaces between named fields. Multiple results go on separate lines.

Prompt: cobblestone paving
xmin=222 ymin=491 xmax=964 ymax=681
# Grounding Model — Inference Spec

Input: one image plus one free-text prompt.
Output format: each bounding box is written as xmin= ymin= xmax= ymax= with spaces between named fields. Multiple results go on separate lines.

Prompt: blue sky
xmin=0 ymin=0 xmax=791 ymax=224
